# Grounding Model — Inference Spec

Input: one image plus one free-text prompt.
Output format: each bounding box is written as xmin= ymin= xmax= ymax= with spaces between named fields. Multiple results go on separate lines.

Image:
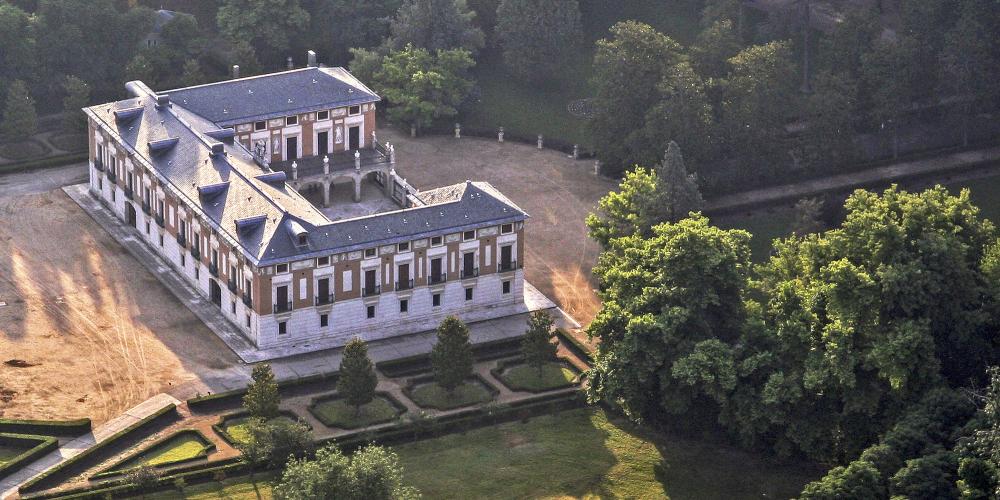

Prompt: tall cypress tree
xmin=522 ymin=311 xmax=558 ymax=376
xmin=244 ymin=363 xmax=280 ymax=419
xmin=337 ymin=338 xmax=378 ymax=415
xmin=431 ymin=316 xmax=473 ymax=394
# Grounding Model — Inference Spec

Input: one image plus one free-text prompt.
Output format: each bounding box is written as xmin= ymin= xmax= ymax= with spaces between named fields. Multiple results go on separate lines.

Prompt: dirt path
xmin=382 ymin=130 xmax=613 ymax=327
xmin=0 ymin=191 xmax=239 ymax=424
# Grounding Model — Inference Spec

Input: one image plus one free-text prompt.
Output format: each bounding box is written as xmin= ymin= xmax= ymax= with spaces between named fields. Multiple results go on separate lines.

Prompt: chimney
xmin=307 ymin=50 xmax=317 ymax=67
xmin=232 ymin=65 xmax=240 ymax=79
xmin=155 ymin=94 xmax=170 ymax=108
xmin=286 ymin=56 xmax=294 ymax=70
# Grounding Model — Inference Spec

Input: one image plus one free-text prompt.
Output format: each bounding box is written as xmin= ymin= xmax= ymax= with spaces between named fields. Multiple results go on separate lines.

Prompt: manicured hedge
xmin=555 ymin=328 xmax=594 ymax=363
xmin=91 ymin=429 xmax=217 ymax=479
xmin=19 ymin=404 xmax=178 ymax=494
xmin=186 ymin=371 xmax=338 ymax=413
xmin=490 ymin=357 xmax=581 ymax=393
xmin=0 ymin=152 xmax=87 ymax=175
xmin=0 ymin=418 xmax=92 ymax=437
xmin=0 ymin=433 xmax=59 ymax=481
xmin=211 ymin=409 xmax=308 ymax=448
xmin=402 ymin=374 xmax=501 ymax=411
xmin=376 ymin=336 xmax=524 ymax=378
xmin=307 ymin=392 xmax=407 ymax=430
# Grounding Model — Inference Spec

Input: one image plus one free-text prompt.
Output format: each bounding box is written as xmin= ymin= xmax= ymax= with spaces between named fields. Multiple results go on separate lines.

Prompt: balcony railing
xmin=499 ymin=259 xmax=518 ymax=272
xmin=123 ymin=186 xmax=133 ymax=200
xmin=461 ymin=267 xmax=480 ymax=279
xmin=363 ymin=285 xmax=381 ymax=297
xmin=209 ymin=262 xmax=219 ymax=277
xmin=141 ymin=200 xmax=151 ymax=215
xmin=242 ymin=294 xmax=253 ymax=310
xmin=106 ymin=169 xmax=117 ymax=183
xmin=395 ymin=279 xmax=414 ymax=291
xmin=315 ymin=294 xmax=335 ymax=306
xmin=154 ymin=213 xmax=165 ymax=228
xmin=227 ymin=277 xmax=237 ymax=292
xmin=429 ymin=273 xmax=447 ymax=285
xmin=93 ymin=158 xmax=104 ymax=172
xmin=274 ymin=301 xmax=292 ymax=313
xmin=190 ymin=245 xmax=200 ymax=260
xmin=176 ymin=233 xmax=187 ymax=248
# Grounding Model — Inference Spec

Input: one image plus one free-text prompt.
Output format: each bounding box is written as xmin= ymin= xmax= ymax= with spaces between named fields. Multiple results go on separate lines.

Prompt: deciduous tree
xmin=217 ymin=0 xmax=309 ymax=65
xmin=495 ymin=0 xmax=581 ymax=84
xmin=61 ymin=75 xmax=89 ymax=133
xmin=274 ymin=444 xmax=419 ymax=500
xmin=388 ymin=0 xmax=484 ymax=55
xmin=2 ymin=80 xmax=37 ymax=141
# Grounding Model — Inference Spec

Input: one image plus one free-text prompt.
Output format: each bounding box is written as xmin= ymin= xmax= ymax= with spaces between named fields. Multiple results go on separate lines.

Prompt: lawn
xmin=713 ymin=207 xmax=798 ymax=262
xmin=0 ymin=444 xmax=28 ymax=464
xmin=221 ymin=415 xmax=299 ymax=446
xmin=406 ymin=379 xmax=495 ymax=410
xmin=308 ymin=395 xmax=403 ymax=429
xmin=496 ymin=361 xmax=578 ymax=392
xmin=109 ymin=430 xmax=213 ymax=472
xmin=459 ymin=0 xmax=704 ymax=148
xmin=141 ymin=407 xmax=820 ymax=500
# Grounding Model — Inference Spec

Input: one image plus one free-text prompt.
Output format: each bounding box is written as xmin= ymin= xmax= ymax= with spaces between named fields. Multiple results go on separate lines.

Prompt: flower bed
xmin=403 ymin=375 xmax=499 ymax=411
xmin=307 ymin=392 xmax=406 ymax=430
xmin=92 ymin=429 xmax=216 ymax=479
xmin=213 ymin=410 xmax=307 ymax=447
xmin=0 ymin=433 xmax=59 ymax=481
xmin=492 ymin=358 xmax=580 ymax=393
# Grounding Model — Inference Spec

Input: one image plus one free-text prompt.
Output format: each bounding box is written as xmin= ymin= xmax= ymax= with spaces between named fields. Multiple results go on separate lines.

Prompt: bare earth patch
xmin=0 ymin=190 xmax=240 ymax=424
xmin=382 ymin=129 xmax=613 ymax=327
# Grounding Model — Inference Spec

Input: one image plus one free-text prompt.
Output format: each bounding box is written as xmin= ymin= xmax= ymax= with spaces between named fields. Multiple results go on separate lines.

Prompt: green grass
xmin=136 ymin=407 xmax=820 ymax=500
xmin=407 ymin=379 xmax=494 ymax=410
xmin=459 ymin=0 xmax=703 ymax=148
xmin=222 ymin=416 xmax=298 ymax=446
xmin=109 ymin=431 xmax=213 ymax=472
xmin=0 ymin=140 xmax=49 ymax=161
xmin=0 ymin=444 xmax=28 ymax=465
xmin=714 ymin=208 xmax=798 ymax=262
xmin=497 ymin=361 xmax=578 ymax=392
xmin=308 ymin=396 xmax=402 ymax=429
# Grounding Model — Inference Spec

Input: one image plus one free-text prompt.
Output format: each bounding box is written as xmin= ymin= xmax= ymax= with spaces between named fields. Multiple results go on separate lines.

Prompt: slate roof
xmin=84 ymin=79 xmax=527 ymax=267
xmin=162 ymin=67 xmax=380 ymax=127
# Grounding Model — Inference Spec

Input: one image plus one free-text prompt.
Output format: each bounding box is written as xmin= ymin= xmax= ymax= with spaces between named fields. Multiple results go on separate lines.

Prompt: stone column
xmin=353 ymin=177 xmax=362 ymax=202
xmin=323 ymin=183 xmax=331 ymax=207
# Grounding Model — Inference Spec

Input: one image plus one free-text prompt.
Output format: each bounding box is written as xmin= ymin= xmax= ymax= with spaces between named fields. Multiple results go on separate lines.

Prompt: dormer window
xmin=297 ymin=234 xmax=307 ymax=246
xmin=317 ymin=110 xmax=329 ymax=120
xmin=254 ymin=121 xmax=266 ymax=131
xmin=349 ymin=106 xmax=360 ymax=115
xmin=285 ymin=116 xmax=298 ymax=126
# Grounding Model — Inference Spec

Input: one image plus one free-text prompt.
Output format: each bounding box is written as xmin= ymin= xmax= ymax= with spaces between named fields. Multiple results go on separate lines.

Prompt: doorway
xmin=126 ymin=203 xmax=137 ymax=228
xmin=349 ymin=126 xmax=360 ymax=150
xmin=316 ymin=131 xmax=329 ymax=156
xmin=364 ymin=269 xmax=377 ymax=295
xmin=286 ymin=136 xmax=298 ymax=161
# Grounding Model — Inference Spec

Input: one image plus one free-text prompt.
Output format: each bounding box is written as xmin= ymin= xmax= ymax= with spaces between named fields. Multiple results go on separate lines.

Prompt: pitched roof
xmin=162 ymin=67 xmax=380 ymax=127
xmin=84 ymin=80 xmax=527 ymax=267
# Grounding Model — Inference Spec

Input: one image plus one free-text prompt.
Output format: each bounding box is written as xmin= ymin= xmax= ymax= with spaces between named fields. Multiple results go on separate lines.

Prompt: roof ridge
xmin=161 ymin=67 xmax=316 ymax=94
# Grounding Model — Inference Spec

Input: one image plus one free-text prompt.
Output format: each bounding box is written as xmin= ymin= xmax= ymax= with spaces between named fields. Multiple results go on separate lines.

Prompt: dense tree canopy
xmin=431 ymin=316 xmax=473 ymax=393
xmin=388 ymin=0 xmax=484 ymax=55
xmin=495 ymin=0 xmax=581 ymax=84
xmin=2 ymin=80 xmax=37 ymax=141
xmin=274 ymin=444 xmax=419 ymax=500
xmin=217 ymin=0 xmax=309 ymax=66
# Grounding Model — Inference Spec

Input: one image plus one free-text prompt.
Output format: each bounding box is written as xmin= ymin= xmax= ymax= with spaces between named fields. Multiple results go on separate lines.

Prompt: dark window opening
xmin=254 ymin=121 xmax=266 ymax=131
xmin=432 ymin=293 xmax=441 ymax=307
xmin=465 ymin=288 xmax=474 ymax=301
xmin=349 ymin=105 xmax=360 ymax=115
xmin=463 ymin=230 xmax=475 ymax=241
xmin=366 ymin=305 xmax=376 ymax=319
xmin=278 ymin=321 xmax=287 ymax=335
xmin=320 ymin=314 xmax=329 ymax=327
xmin=400 ymin=299 xmax=408 ymax=313
xmin=317 ymin=110 xmax=329 ymax=120
xmin=285 ymin=116 xmax=298 ymax=126
xmin=503 ymin=280 xmax=511 ymax=294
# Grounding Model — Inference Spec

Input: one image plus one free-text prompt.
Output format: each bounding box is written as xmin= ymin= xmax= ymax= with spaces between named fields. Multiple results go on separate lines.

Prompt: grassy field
xmin=156 ymin=407 xmax=819 ymax=500
xmin=497 ymin=361 xmax=578 ymax=392
xmin=460 ymin=0 xmax=703 ymax=148
xmin=407 ymin=379 xmax=495 ymax=410
xmin=111 ymin=431 xmax=212 ymax=471
xmin=308 ymin=396 xmax=402 ymax=429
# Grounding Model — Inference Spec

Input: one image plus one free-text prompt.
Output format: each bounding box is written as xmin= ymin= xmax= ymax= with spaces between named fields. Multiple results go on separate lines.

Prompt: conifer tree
xmin=244 ymin=363 xmax=280 ymax=419
xmin=337 ymin=338 xmax=378 ymax=415
xmin=653 ymin=141 xmax=704 ymax=223
xmin=61 ymin=75 xmax=89 ymax=133
xmin=431 ymin=316 xmax=473 ymax=394
xmin=522 ymin=311 xmax=558 ymax=377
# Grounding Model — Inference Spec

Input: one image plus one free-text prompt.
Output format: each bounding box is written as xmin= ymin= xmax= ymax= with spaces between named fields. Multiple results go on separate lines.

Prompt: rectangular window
xmin=285 ymin=116 xmax=298 ymax=126
xmin=465 ymin=288 xmax=474 ymax=301
xmin=502 ymin=280 xmax=511 ymax=294
xmin=159 ymin=234 xmax=164 ymax=247
xmin=366 ymin=305 xmax=376 ymax=319
xmin=278 ymin=321 xmax=287 ymax=335
xmin=431 ymin=236 xmax=443 ymax=247
xmin=254 ymin=121 xmax=266 ymax=131
xmin=432 ymin=293 xmax=441 ymax=307
xmin=349 ymin=105 xmax=360 ymax=115
xmin=320 ymin=314 xmax=329 ymax=327
xmin=276 ymin=263 xmax=289 ymax=274
xmin=397 ymin=242 xmax=410 ymax=252
xmin=317 ymin=110 xmax=329 ymax=120
xmin=364 ymin=248 xmax=377 ymax=258
xmin=181 ymin=253 xmax=185 ymax=267
xmin=145 ymin=221 xmax=150 ymax=234
xmin=317 ymin=256 xmax=330 ymax=267
xmin=246 ymin=314 xmax=251 ymax=327
xmin=231 ymin=301 xmax=236 ymax=314
xmin=463 ymin=230 xmax=475 ymax=241
xmin=399 ymin=299 xmax=408 ymax=313
xmin=501 ymin=223 xmax=513 ymax=234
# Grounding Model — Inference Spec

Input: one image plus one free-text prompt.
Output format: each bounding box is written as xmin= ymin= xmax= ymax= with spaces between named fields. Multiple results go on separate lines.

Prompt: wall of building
xmin=234 ymin=104 xmax=377 ymax=163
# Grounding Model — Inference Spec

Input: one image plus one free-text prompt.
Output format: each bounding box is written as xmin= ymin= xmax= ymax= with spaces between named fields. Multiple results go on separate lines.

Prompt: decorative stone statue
xmin=455 ymin=123 xmax=461 ymax=138
xmin=354 ymin=150 xmax=361 ymax=171
xmin=498 ymin=127 xmax=505 ymax=143
xmin=323 ymin=155 xmax=330 ymax=175
xmin=572 ymin=144 xmax=579 ymax=160
xmin=291 ymin=161 xmax=298 ymax=180
xmin=537 ymin=135 xmax=543 ymax=149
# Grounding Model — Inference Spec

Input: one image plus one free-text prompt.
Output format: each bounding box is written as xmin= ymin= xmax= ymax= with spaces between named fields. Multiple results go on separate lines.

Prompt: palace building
xmin=83 ymin=55 xmax=528 ymax=350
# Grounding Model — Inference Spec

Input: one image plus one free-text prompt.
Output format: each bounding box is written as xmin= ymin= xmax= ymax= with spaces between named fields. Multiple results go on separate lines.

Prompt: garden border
xmin=376 ymin=336 xmax=524 ymax=379
xmin=0 ymin=152 xmax=87 ymax=175
xmin=307 ymin=391 xmax=408 ymax=430
xmin=490 ymin=356 xmax=581 ymax=394
xmin=187 ymin=371 xmax=338 ymax=413
xmin=90 ymin=428 xmax=217 ymax=480
xmin=18 ymin=403 xmax=178 ymax=494
xmin=0 ymin=433 xmax=59 ymax=481
xmin=555 ymin=328 xmax=594 ymax=363
xmin=211 ymin=410 xmax=310 ymax=448
xmin=0 ymin=418 xmax=92 ymax=438
xmin=402 ymin=373 xmax=501 ymax=411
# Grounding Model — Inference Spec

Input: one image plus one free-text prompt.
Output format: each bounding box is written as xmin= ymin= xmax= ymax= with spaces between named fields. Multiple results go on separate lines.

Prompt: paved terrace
xmin=270 ymin=142 xmax=394 ymax=205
